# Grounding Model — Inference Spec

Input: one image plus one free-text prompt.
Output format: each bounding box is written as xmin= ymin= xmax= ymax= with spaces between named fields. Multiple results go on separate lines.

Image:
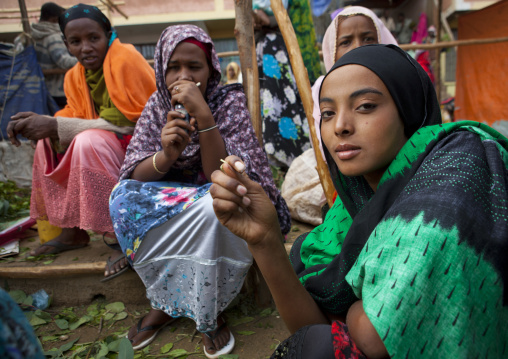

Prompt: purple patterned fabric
xmin=119 ymin=25 xmax=290 ymax=233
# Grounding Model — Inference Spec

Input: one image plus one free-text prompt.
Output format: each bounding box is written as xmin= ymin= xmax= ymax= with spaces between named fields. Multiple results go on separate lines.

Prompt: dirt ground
xmin=6 ymin=219 xmax=316 ymax=358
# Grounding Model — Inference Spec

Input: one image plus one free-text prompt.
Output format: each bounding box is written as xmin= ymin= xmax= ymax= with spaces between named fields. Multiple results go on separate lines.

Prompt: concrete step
xmin=0 ymin=235 xmax=150 ymax=307
xmin=0 ymin=220 xmax=313 ymax=308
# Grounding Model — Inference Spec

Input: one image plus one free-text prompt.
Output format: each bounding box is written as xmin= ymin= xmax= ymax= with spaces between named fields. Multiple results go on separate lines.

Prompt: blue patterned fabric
xmin=110 ymin=179 xmax=211 ymax=263
xmin=0 ymin=289 xmax=44 ymax=359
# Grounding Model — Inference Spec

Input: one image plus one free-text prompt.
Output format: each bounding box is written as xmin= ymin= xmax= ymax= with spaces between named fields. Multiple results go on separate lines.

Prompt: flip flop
xmin=203 ymin=321 xmax=235 ymax=359
xmin=28 ymin=238 xmax=88 ymax=256
xmin=100 ymin=253 xmax=130 ymax=282
xmin=128 ymin=315 xmax=175 ymax=350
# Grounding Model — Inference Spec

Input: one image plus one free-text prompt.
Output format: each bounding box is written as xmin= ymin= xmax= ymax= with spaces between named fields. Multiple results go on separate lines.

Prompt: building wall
xmin=0 ymin=0 xmax=236 ymax=44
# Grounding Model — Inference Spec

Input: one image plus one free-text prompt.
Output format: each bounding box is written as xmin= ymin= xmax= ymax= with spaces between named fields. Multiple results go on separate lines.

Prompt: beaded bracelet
xmin=198 ymin=124 xmax=218 ymax=133
xmin=152 ymin=152 xmax=168 ymax=174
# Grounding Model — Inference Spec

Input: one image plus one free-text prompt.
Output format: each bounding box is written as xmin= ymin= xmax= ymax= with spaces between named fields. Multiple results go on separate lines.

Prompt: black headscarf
xmin=318 ymin=44 xmax=442 ymax=218
xmin=292 ymin=43 xmax=508 ymax=320
xmin=58 ymin=3 xmax=112 ymax=35
xmin=319 ymin=44 xmax=441 ymax=139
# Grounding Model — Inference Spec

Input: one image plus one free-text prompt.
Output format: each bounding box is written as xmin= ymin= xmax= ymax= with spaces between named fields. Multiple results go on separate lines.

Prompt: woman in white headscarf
xmin=311 ymin=6 xmax=398 ymax=161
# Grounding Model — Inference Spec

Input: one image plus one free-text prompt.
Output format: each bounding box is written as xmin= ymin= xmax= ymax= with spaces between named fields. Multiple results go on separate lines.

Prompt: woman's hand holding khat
xmin=210 ymin=155 xmax=283 ymax=247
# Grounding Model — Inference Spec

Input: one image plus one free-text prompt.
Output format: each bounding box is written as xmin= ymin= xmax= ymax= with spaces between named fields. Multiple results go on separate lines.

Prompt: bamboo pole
xmin=234 ymin=0 xmax=262 ymax=145
xmin=271 ymin=0 xmax=335 ymax=207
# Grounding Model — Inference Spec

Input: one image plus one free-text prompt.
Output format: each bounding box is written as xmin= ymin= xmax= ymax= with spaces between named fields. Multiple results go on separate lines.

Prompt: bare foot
xmin=128 ymin=309 xmax=173 ymax=349
xmin=29 ymin=227 xmax=89 ymax=256
xmin=202 ymin=316 xmax=231 ymax=355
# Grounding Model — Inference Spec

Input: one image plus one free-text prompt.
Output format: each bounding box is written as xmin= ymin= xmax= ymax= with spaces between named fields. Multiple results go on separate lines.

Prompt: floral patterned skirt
xmin=109 ymin=180 xmax=253 ymax=332
xmin=256 ymin=31 xmax=311 ymax=169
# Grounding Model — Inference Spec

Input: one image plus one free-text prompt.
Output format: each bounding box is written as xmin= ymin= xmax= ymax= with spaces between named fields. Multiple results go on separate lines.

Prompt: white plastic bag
xmin=281 ymin=149 xmax=325 ymax=226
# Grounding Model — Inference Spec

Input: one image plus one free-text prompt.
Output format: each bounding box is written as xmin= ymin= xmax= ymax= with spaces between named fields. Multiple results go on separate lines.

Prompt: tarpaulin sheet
xmin=455 ymin=0 xmax=508 ymax=125
xmin=0 ymin=44 xmax=58 ymax=140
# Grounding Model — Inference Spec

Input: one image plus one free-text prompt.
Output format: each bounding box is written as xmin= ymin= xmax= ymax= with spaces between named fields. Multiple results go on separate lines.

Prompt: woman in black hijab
xmin=210 ymin=44 xmax=508 ymax=358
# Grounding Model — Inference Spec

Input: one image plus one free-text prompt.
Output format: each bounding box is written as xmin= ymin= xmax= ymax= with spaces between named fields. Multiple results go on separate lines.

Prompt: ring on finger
xmin=174 ymin=86 xmax=180 ymax=93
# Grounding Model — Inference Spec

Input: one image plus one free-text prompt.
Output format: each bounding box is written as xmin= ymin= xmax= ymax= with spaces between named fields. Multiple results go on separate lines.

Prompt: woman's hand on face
xmin=7 ymin=112 xmax=58 ymax=148
xmin=161 ymin=111 xmax=195 ymax=159
xmin=168 ymin=80 xmax=213 ymax=128
xmin=210 ymin=155 xmax=281 ymax=247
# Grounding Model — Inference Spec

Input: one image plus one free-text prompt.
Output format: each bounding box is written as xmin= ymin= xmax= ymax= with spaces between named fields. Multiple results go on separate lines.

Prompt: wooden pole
xmin=434 ymin=0 xmax=442 ymax=101
xmin=0 ymin=262 xmax=106 ymax=278
xmin=234 ymin=0 xmax=262 ymax=145
xmin=17 ymin=0 xmax=31 ymax=36
xmin=271 ymin=0 xmax=335 ymax=207
xmin=399 ymin=36 xmax=508 ymax=50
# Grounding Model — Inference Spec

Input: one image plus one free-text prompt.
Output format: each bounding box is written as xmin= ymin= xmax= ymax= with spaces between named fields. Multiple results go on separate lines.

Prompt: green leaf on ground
xmin=113 ymin=311 xmax=128 ymax=321
xmin=22 ymin=294 xmax=33 ymax=306
xmin=105 ymin=302 xmax=125 ymax=313
xmin=161 ymin=342 xmax=174 ymax=354
xmin=9 ymin=289 xmax=26 ymax=304
xmin=59 ymin=337 xmax=79 ymax=353
xmin=97 ymin=342 xmax=110 ymax=357
xmin=118 ymin=337 xmax=134 ymax=359
xmin=69 ymin=315 xmax=92 ymax=330
xmin=228 ymin=316 xmax=254 ymax=327
xmin=168 ymin=348 xmax=190 ymax=357
xmin=218 ymin=355 xmax=239 ymax=359
xmin=43 ymin=260 xmax=54 ymax=265
xmin=41 ymin=335 xmax=59 ymax=342
xmin=108 ymin=338 xmax=124 ymax=352
xmin=259 ymin=308 xmax=272 ymax=317
xmin=35 ymin=310 xmax=52 ymax=321
xmin=29 ymin=315 xmax=47 ymax=326
xmin=237 ymin=330 xmax=255 ymax=335
xmin=55 ymin=319 xmax=69 ymax=330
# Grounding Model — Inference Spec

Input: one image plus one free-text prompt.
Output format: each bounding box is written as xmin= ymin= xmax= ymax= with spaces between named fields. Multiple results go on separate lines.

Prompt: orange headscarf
xmin=57 ymin=38 xmax=155 ymax=121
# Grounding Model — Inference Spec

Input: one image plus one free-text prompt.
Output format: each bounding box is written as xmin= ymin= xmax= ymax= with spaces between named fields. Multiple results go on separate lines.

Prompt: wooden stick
xmin=0 ymin=262 xmax=106 ymax=278
xmin=0 ymin=2 xmax=125 ymax=14
xmin=399 ymin=36 xmax=508 ymax=50
xmin=208 ymin=34 xmax=508 ymax=60
xmin=234 ymin=0 xmax=262 ymax=145
xmin=434 ymin=0 xmax=442 ymax=101
xmin=17 ymin=0 xmax=31 ymax=39
xmin=102 ymin=0 xmax=129 ymax=19
xmin=217 ymin=50 xmax=241 ymax=58
xmin=271 ymin=0 xmax=335 ymax=207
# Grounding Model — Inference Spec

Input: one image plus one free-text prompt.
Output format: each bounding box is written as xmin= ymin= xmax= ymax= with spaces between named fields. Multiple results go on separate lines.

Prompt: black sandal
xmin=100 ymin=232 xmax=131 ymax=282
xmin=129 ymin=315 xmax=174 ymax=350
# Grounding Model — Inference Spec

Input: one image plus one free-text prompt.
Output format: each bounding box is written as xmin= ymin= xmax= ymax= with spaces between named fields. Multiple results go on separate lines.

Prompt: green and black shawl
xmin=290 ymin=45 xmax=508 ymax=357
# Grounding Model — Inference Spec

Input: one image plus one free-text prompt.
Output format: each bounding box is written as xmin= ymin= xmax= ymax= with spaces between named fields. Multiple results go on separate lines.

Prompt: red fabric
xmin=454 ymin=1 xmax=508 ymax=125
xmin=31 ymin=130 xmax=125 ymax=232
xmin=331 ymin=321 xmax=367 ymax=359
xmin=181 ymin=38 xmax=211 ymax=61
xmin=416 ymin=51 xmax=435 ymax=84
